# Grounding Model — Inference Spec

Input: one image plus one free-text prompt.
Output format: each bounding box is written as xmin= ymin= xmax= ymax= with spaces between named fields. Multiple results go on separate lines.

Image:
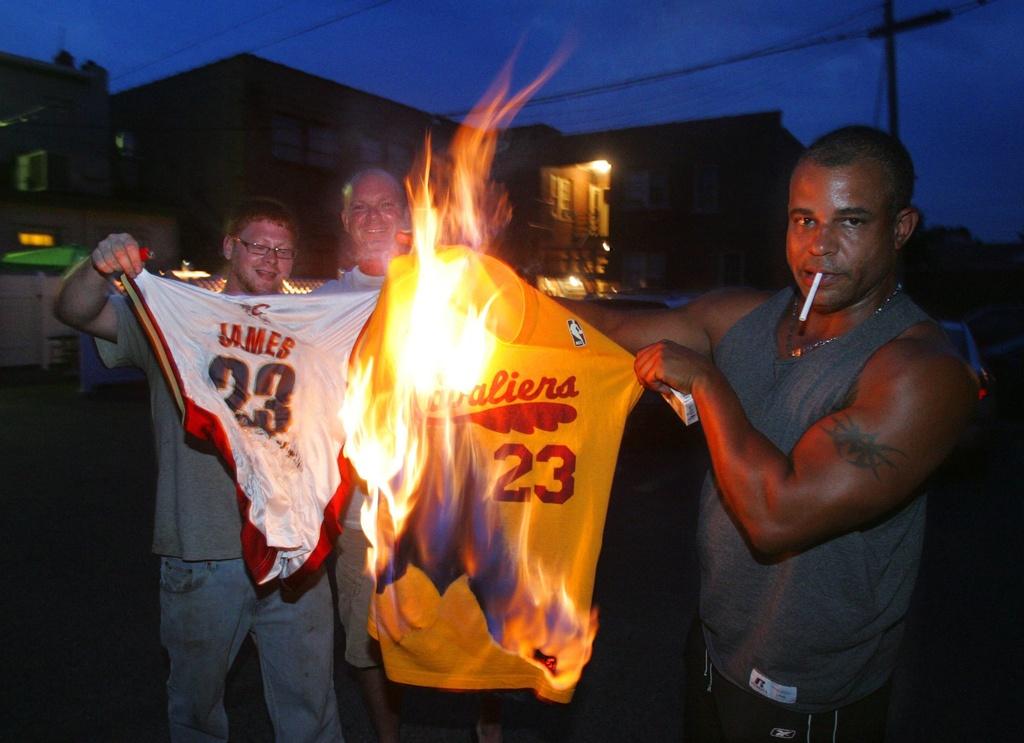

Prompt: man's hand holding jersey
xmin=91 ymin=233 xmax=150 ymax=279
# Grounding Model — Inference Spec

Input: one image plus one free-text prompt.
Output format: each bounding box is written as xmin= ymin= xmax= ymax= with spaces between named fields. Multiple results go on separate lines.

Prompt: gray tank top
xmin=699 ymin=287 xmax=931 ymax=712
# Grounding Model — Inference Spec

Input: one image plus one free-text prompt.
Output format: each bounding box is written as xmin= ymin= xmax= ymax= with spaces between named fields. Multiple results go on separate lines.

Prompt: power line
xmin=515 ymin=61 xmax=798 ymax=133
xmin=440 ymin=0 xmax=994 ymax=118
xmin=15 ymin=0 xmax=1000 ymax=136
xmin=112 ymin=0 xmax=396 ymax=85
xmin=516 ymin=34 xmax=868 ymax=132
xmin=111 ymin=1 xmax=294 ymax=82
xmin=442 ymin=19 xmax=875 ymax=116
xmin=513 ymin=32 xmax=862 ymax=108
xmin=247 ymin=0 xmax=395 ymax=54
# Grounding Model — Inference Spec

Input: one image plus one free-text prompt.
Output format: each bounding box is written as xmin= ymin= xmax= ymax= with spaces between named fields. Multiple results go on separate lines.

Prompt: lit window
xmin=15 ymin=150 xmax=68 ymax=192
xmin=18 ymin=232 xmax=55 ymax=247
xmin=115 ymin=131 xmax=137 ymax=157
xmin=550 ymin=174 xmax=572 ymax=221
xmin=588 ymin=184 xmax=609 ymax=236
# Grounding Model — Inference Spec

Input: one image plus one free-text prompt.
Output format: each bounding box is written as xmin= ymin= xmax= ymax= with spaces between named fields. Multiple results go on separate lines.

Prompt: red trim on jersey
xmin=123 ymin=273 xmax=190 ymax=418
xmin=123 ymin=271 xmax=346 ymax=584
xmin=179 ymin=397 xmax=279 ymax=582
xmin=282 ymin=452 xmax=357 ymax=589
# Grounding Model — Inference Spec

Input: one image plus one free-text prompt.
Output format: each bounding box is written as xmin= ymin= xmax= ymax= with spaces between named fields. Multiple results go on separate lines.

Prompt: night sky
xmin=2 ymin=0 xmax=1021 ymax=243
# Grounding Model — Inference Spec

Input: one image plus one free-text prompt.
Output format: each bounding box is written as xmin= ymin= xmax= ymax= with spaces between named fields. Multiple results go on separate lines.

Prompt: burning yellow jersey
xmin=346 ymin=248 xmax=642 ymax=702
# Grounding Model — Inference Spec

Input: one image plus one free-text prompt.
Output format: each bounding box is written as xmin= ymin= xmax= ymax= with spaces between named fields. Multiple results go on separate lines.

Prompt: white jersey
xmin=122 ymin=270 xmax=378 ymax=583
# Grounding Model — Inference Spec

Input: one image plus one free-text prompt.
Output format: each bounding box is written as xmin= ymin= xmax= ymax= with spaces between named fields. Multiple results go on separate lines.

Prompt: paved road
xmin=1 ymin=373 xmax=1021 ymax=741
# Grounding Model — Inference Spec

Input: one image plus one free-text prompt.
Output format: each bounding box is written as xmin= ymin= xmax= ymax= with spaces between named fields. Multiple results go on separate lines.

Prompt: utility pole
xmin=884 ymin=0 xmax=898 ymax=136
xmin=868 ymin=1 xmax=953 ymax=137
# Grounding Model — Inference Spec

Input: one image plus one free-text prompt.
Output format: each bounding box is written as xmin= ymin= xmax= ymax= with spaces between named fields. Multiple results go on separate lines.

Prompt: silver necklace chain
xmin=786 ymin=283 xmax=902 ymax=358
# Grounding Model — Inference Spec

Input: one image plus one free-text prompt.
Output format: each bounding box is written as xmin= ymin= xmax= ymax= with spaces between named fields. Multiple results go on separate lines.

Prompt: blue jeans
xmin=159 ymin=557 xmax=342 ymax=742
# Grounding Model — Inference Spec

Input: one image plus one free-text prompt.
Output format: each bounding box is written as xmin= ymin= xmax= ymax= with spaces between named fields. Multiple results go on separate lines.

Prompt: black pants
xmin=684 ymin=621 xmax=891 ymax=743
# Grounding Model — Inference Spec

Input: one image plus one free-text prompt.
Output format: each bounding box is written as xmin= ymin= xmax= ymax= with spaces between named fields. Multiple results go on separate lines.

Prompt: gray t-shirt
xmin=97 ymin=296 xmax=243 ymax=559
xmin=314 ymin=266 xmax=385 ymax=529
xmin=699 ymin=287 xmax=931 ymax=712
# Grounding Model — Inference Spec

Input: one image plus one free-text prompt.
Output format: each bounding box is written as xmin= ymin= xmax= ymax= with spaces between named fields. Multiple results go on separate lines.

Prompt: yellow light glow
xmin=567 ymin=275 xmax=583 ymax=287
xmin=18 ymin=232 xmax=55 ymax=247
xmin=171 ymin=269 xmax=212 ymax=280
xmin=589 ymin=160 xmax=611 ymax=174
xmin=602 ymin=241 xmax=611 ymax=252
xmin=171 ymin=260 xmax=211 ymax=281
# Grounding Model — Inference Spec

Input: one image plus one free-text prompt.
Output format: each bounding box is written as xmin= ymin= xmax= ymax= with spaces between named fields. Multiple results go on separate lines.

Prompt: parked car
xmin=585 ymin=290 xmax=697 ymax=311
xmin=940 ymin=319 xmax=997 ymax=446
xmin=966 ymin=304 xmax=1024 ymax=420
xmin=964 ymin=304 xmax=1024 ymax=350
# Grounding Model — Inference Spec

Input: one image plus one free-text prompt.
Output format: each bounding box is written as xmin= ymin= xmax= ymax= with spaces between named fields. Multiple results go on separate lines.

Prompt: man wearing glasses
xmin=55 ymin=198 xmax=343 ymax=742
xmin=223 ymin=228 xmax=296 ymax=294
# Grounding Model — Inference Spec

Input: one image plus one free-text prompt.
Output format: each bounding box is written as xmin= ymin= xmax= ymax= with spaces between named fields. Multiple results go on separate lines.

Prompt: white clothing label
xmin=567 ymin=318 xmax=587 ymax=347
xmin=749 ymin=667 xmax=798 ymax=704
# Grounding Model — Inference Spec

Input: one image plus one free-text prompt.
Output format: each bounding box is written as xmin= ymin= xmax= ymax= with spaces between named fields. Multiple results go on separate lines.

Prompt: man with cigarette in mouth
xmin=55 ymin=199 xmax=343 ymax=742
xmin=568 ymin=126 xmax=977 ymax=741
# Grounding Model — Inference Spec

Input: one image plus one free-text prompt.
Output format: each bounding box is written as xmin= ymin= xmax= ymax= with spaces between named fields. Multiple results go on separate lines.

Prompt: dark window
xmin=718 ymin=251 xmax=744 ymax=285
xmin=622 ymin=170 xmax=668 ymax=210
xmin=693 ymin=164 xmax=720 ymax=214
xmin=272 ymin=115 xmax=339 ymax=169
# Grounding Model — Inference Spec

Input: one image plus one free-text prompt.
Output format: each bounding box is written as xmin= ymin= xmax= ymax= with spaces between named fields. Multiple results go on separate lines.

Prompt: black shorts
xmin=684 ymin=620 xmax=891 ymax=743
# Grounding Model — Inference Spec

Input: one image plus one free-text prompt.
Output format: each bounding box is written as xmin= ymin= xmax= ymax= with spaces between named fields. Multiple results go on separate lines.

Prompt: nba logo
xmin=567 ymin=319 xmax=586 ymax=347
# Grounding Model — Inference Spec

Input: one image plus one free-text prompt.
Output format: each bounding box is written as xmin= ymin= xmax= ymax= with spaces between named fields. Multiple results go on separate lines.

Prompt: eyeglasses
xmin=232 ymin=235 xmax=296 ymax=260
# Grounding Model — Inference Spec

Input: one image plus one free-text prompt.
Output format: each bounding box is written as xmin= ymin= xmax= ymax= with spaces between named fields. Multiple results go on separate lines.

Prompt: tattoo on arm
xmin=824 ymin=415 xmax=906 ymax=480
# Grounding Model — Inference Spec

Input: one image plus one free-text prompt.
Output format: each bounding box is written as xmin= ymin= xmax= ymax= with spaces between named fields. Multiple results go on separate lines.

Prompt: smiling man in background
xmin=317 ymin=169 xmax=411 ymax=743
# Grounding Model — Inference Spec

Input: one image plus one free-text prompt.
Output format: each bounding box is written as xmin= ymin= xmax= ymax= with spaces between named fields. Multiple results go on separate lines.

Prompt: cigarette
xmin=799 ymin=272 xmax=822 ymax=322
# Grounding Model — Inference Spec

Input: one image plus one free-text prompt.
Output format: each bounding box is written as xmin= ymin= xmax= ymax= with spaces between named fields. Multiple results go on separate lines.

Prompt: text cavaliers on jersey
xmin=425 ymin=370 xmax=580 ymax=437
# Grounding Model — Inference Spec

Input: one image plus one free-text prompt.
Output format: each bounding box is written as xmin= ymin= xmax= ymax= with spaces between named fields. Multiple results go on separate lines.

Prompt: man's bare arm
xmin=636 ymin=326 xmax=977 ymax=555
xmin=557 ymin=289 xmax=764 ymax=357
xmin=55 ymin=234 xmax=147 ymax=342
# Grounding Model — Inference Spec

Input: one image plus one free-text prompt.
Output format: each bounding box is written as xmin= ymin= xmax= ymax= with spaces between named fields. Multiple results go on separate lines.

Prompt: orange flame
xmin=341 ymin=55 xmax=601 ymax=693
